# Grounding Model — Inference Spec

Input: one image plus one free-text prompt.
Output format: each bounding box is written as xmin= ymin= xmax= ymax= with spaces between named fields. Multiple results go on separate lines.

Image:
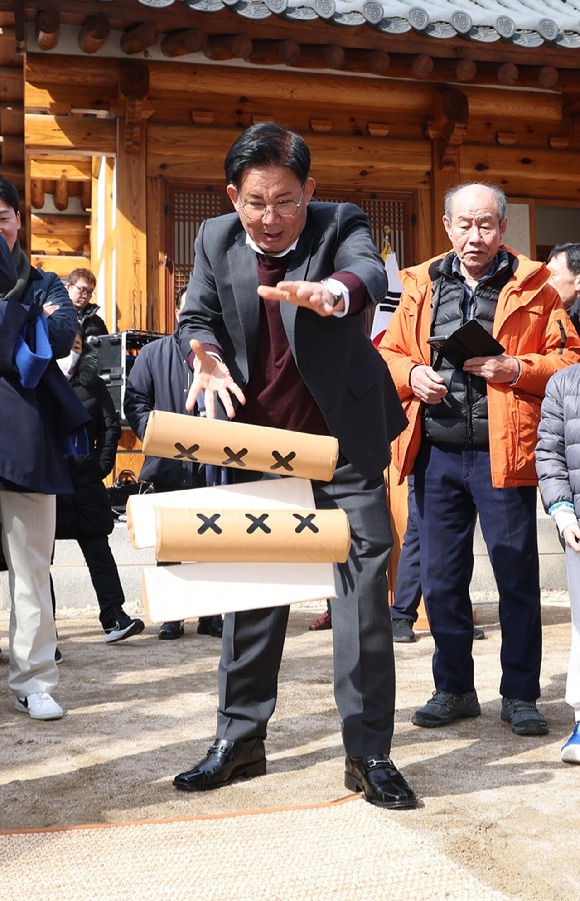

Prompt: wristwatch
xmin=322 ymin=280 xmax=344 ymax=307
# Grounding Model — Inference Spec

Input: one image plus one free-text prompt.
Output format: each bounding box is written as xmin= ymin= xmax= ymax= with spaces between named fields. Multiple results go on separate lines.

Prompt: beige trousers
xmin=1 ymin=491 xmax=58 ymax=697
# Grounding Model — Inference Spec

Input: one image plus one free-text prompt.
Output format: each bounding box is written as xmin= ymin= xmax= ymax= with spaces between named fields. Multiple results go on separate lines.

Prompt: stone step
xmin=0 ymin=495 xmax=568 ymax=612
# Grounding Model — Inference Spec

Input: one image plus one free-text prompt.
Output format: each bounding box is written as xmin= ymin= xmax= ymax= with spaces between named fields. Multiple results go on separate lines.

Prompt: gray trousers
xmin=565 ymin=546 xmax=580 ymax=720
xmin=216 ymin=460 xmax=396 ymax=758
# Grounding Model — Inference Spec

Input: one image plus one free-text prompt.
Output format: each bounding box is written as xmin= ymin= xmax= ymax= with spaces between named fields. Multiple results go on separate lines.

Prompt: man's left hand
xmin=463 ymin=353 xmax=519 ymax=383
xmin=258 ymin=280 xmax=342 ymax=317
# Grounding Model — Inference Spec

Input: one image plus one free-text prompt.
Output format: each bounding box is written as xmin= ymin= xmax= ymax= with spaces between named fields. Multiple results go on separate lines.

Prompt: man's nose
xmin=262 ymin=205 xmax=280 ymax=222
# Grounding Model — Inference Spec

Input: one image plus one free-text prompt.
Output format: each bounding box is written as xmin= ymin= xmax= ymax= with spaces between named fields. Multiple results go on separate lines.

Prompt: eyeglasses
xmin=72 ymin=285 xmax=94 ymax=298
xmin=240 ymin=192 xmax=304 ymax=221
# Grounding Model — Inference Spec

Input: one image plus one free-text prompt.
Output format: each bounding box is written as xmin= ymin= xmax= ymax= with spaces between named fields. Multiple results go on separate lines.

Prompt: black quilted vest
xmin=423 ymin=250 xmax=515 ymax=449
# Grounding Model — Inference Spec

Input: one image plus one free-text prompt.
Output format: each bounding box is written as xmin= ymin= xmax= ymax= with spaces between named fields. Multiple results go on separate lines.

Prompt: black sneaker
xmin=391 ymin=619 xmax=415 ymax=643
xmin=104 ymin=614 xmax=145 ymax=644
xmin=412 ymin=689 xmax=481 ymax=727
xmin=55 ymin=647 xmax=63 ymax=664
xmin=501 ymin=698 xmax=548 ymax=736
xmin=158 ymin=621 xmax=184 ymax=641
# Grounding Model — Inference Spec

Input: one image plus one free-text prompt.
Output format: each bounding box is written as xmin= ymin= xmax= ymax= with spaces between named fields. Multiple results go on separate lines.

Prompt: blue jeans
xmin=413 ymin=443 xmax=541 ymax=700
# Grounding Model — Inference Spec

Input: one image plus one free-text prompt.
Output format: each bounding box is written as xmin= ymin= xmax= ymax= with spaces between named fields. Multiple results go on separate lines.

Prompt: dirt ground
xmin=1 ymin=594 xmax=578 ymax=901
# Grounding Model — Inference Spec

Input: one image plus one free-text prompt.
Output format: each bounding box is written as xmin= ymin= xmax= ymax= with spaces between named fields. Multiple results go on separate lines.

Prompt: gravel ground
xmin=1 ymin=594 xmax=577 ymax=901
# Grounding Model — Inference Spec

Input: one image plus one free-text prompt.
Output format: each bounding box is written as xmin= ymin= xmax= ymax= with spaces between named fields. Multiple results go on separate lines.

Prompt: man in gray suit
xmin=174 ymin=122 xmax=417 ymax=809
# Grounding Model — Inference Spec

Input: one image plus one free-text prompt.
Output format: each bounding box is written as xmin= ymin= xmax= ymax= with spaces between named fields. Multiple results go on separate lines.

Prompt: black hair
xmin=546 ymin=243 xmax=580 ymax=276
xmin=81 ymin=314 xmax=108 ymax=338
xmin=0 ymin=177 xmax=20 ymax=214
xmin=176 ymin=285 xmax=187 ymax=308
xmin=224 ymin=122 xmax=310 ymax=190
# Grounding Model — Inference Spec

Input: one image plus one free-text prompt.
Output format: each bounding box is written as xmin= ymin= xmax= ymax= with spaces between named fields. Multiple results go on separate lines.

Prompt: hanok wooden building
xmin=3 ymin=0 xmax=580 ymax=336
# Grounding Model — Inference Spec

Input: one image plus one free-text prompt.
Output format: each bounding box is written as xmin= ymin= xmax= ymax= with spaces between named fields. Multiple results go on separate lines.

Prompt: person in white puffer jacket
xmin=537 ymin=363 xmax=580 ymax=762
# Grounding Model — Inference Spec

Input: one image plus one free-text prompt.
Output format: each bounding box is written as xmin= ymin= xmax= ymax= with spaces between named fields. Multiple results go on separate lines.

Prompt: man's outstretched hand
xmin=185 ymin=339 xmax=246 ymax=419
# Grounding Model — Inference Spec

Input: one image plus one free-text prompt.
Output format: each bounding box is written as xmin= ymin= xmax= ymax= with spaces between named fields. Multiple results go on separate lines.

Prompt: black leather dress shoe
xmin=173 ymin=738 xmax=266 ymax=791
xmin=345 ymin=754 xmax=418 ymax=809
xmin=197 ymin=615 xmax=223 ymax=638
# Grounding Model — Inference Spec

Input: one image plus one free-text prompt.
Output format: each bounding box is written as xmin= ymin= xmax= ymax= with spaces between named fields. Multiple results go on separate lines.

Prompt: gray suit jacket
xmin=179 ymin=201 xmax=407 ymax=479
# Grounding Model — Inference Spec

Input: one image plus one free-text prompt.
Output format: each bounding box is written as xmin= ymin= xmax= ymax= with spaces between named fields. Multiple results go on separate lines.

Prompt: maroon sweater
xmin=196 ymin=252 xmax=367 ymax=434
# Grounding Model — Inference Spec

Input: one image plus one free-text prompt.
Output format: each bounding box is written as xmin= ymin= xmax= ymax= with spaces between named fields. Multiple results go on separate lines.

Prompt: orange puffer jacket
xmin=379 ymin=246 xmax=580 ymax=488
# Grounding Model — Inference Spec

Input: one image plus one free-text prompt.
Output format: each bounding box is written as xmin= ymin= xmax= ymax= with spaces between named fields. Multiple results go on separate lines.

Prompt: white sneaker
xmin=15 ymin=691 xmax=64 ymax=720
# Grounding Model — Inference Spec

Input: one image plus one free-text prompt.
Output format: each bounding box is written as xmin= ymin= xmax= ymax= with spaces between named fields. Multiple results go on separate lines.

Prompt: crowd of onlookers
xmin=3 ymin=123 xmax=580 ymax=808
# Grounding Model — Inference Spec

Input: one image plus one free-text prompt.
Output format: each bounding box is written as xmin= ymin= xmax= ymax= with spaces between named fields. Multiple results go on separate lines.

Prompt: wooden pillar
xmin=426 ymin=87 xmax=469 ymax=257
xmin=430 ymin=138 xmax=459 ymax=256
xmin=115 ymin=117 xmax=148 ymax=331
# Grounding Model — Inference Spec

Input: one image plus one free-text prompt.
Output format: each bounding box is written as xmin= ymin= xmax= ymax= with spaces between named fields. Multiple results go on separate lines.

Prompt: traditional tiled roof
xmin=121 ymin=0 xmax=580 ymax=48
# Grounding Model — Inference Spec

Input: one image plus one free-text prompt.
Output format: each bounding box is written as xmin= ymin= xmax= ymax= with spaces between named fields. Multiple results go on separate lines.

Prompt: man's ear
xmin=442 ymin=216 xmax=452 ymax=241
xmin=574 ymin=272 xmax=580 ymax=299
xmin=303 ymin=177 xmax=316 ymax=203
xmin=226 ymin=184 xmax=238 ymax=210
xmin=499 ymin=217 xmax=508 ymax=243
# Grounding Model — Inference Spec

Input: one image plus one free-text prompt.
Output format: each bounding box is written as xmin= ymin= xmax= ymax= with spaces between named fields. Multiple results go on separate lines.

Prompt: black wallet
xmin=427 ymin=320 xmax=504 ymax=370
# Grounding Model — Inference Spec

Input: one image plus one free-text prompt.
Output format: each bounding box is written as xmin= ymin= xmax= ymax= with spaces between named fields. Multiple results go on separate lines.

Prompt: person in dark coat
xmin=123 ymin=288 xmax=223 ymax=640
xmin=65 ymin=267 xmax=108 ymax=335
xmin=173 ymin=122 xmax=415 ymax=808
xmin=0 ymin=177 xmax=87 ymax=721
xmin=55 ymin=332 xmax=144 ymax=644
xmin=546 ymin=243 xmax=580 ymax=337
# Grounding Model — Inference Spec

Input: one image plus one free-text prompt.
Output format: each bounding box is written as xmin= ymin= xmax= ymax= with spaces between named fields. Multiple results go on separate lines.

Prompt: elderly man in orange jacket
xmin=380 ymin=182 xmax=580 ymax=737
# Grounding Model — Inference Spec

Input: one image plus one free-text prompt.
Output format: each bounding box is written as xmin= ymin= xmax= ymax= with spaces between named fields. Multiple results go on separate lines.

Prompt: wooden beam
xmin=246 ymin=39 xmax=300 ymax=67
xmin=30 ymin=178 xmax=44 ymax=209
xmin=203 ymin=34 xmax=252 ymax=62
xmin=32 ymin=255 xmax=90 ymax=278
xmin=0 ymin=134 xmax=23 ymax=166
xmin=291 ymin=44 xmax=345 ymax=70
xmin=80 ymin=179 xmax=91 ymax=211
xmin=146 ymin=123 xmax=431 ymax=188
xmin=460 ymin=144 xmax=580 ymax=192
xmin=117 ymin=61 xmax=151 ymax=155
xmin=29 ymin=157 xmax=92 ymax=180
xmin=145 ymin=61 xmax=434 ymax=118
xmin=426 ymin=86 xmax=469 ymax=169
xmin=161 ymin=28 xmax=205 ymax=58
xmin=78 ymin=14 xmax=110 ymax=55
xmin=119 ymin=60 xmax=150 ymax=102
xmin=53 ymin=175 xmax=68 ymax=212
xmin=35 ymin=10 xmax=59 ymax=52
xmin=0 ymin=103 xmax=24 ymax=135
xmin=30 ymin=212 xmax=90 ymax=255
xmin=498 ymin=63 xmax=518 ymax=87
xmin=120 ymin=22 xmax=159 ymax=56
xmin=25 ymin=115 xmax=116 ymax=154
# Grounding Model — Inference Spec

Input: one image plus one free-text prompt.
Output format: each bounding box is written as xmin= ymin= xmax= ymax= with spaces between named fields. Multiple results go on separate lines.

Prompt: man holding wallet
xmin=380 ymin=182 xmax=580 ymax=736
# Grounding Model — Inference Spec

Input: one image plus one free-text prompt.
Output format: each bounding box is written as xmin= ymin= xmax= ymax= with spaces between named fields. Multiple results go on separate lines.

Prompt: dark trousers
xmin=78 ymin=534 xmax=126 ymax=629
xmin=413 ymin=443 xmax=542 ymax=700
xmin=390 ymin=476 xmax=422 ymax=622
xmin=216 ymin=460 xmax=396 ymax=757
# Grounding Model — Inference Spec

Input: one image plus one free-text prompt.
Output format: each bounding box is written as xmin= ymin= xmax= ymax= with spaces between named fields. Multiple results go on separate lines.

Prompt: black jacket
xmin=56 ymin=350 xmax=121 ymax=539
xmin=123 ymin=331 xmax=200 ymax=490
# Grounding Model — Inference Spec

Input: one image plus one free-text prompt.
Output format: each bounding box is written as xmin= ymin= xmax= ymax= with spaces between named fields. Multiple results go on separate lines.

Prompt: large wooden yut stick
xmin=142 ymin=410 xmax=339 ymax=482
xmin=154 ymin=507 xmax=351 ymax=563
